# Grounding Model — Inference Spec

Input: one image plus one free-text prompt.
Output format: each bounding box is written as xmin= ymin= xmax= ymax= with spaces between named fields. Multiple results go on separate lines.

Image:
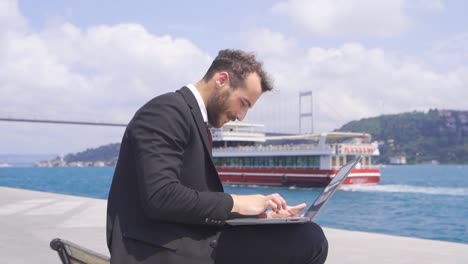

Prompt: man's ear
xmin=215 ymin=71 xmax=230 ymax=87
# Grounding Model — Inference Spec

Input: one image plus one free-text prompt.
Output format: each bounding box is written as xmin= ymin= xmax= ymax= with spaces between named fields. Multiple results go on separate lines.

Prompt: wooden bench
xmin=50 ymin=238 xmax=110 ymax=264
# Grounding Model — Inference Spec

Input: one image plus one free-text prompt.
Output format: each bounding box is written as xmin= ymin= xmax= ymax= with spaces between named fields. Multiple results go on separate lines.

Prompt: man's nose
xmin=236 ymin=108 xmax=248 ymax=121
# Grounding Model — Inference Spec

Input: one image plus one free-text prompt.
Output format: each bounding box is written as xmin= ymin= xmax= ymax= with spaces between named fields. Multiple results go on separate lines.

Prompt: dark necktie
xmin=205 ymin=123 xmax=212 ymax=153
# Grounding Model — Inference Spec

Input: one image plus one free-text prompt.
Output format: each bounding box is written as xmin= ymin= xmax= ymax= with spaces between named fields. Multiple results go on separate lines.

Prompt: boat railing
xmin=212 ymin=131 xmax=265 ymax=141
xmin=213 ymin=143 xmax=333 ymax=153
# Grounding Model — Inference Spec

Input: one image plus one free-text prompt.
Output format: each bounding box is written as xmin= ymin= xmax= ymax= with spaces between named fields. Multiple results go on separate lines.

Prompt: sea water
xmin=0 ymin=165 xmax=467 ymax=244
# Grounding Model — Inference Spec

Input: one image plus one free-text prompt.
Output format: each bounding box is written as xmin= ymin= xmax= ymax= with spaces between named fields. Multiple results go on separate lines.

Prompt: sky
xmin=1 ymin=0 xmax=467 ymax=155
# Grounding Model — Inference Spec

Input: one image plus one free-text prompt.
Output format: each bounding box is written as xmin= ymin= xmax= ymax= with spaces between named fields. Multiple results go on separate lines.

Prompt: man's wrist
xmin=230 ymin=194 xmax=239 ymax=213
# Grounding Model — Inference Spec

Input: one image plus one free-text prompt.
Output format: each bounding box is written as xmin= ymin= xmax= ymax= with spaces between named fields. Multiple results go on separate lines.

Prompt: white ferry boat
xmin=0 ymin=163 xmax=11 ymax=168
xmin=211 ymin=122 xmax=380 ymax=187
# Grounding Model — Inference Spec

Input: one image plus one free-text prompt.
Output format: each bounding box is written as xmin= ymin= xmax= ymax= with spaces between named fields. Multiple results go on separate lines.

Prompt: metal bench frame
xmin=50 ymin=238 xmax=110 ymax=264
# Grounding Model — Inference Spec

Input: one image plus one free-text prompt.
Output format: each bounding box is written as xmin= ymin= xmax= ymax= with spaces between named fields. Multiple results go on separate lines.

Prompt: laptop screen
xmin=304 ymin=157 xmax=361 ymax=219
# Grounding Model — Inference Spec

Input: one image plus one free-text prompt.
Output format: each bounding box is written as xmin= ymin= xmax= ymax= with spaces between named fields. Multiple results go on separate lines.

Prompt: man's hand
xmin=259 ymin=203 xmax=307 ymax=218
xmin=229 ymin=193 xmax=306 ymax=218
xmin=230 ymin=193 xmax=297 ymax=216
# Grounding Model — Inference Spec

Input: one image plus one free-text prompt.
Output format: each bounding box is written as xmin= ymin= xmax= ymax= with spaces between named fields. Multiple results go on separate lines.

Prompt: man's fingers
xmin=262 ymin=194 xmax=307 ymax=217
xmin=268 ymin=193 xmax=288 ymax=211
xmin=289 ymin=203 xmax=307 ymax=212
xmin=273 ymin=193 xmax=288 ymax=210
xmin=285 ymin=203 xmax=307 ymax=216
xmin=267 ymin=200 xmax=278 ymax=212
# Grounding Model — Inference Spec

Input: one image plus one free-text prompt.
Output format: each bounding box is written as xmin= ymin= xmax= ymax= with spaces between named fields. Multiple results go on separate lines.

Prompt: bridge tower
xmin=299 ymin=91 xmax=313 ymax=134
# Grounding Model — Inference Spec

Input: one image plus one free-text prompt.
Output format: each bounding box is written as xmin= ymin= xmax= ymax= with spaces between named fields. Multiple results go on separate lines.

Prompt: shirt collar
xmin=186 ymin=83 xmax=208 ymax=123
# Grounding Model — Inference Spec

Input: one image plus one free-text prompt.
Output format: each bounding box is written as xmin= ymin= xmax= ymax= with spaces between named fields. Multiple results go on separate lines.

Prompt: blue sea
xmin=0 ymin=165 xmax=467 ymax=244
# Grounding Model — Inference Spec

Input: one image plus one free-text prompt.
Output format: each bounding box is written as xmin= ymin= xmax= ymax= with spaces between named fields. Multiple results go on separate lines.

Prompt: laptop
xmin=225 ymin=156 xmax=362 ymax=226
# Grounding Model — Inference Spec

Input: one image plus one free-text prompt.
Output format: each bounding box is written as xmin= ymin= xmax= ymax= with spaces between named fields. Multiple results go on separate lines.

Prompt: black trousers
xmin=110 ymin=222 xmax=328 ymax=264
xmin=214 ymin=222 xmax=328 ymax=264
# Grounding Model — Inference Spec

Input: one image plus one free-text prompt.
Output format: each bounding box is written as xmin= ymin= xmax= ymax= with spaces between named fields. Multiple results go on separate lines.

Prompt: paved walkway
xmin=1 ymin=186 xmax=467 ymax=263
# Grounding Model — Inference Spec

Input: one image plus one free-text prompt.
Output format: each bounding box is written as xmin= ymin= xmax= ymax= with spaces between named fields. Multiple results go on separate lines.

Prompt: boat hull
xmin=217 ymin=167 xmax=380 ymax=187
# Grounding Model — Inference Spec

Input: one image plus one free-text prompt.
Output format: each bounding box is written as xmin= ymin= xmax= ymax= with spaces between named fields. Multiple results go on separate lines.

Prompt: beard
xmin=207 ymin=87 xmax=233 ymax=128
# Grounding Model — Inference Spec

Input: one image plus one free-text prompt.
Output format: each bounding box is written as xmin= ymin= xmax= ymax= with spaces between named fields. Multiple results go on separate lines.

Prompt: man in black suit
xmin=106 ymin=49 xmax=328 ymax=264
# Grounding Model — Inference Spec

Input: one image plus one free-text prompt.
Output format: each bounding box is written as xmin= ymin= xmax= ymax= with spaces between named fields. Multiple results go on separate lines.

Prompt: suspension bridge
xmin=0 ymin=117 xmax=127 ymax=127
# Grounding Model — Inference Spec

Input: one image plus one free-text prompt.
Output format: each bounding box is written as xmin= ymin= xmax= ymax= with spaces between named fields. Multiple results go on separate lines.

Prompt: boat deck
xmin=1 ymin=186 xmax=467 ymax=263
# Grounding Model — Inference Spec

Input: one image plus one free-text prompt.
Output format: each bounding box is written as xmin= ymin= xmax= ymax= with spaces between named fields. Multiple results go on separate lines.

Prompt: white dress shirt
xmin=186 ymin=83 xmax=208 ymax=123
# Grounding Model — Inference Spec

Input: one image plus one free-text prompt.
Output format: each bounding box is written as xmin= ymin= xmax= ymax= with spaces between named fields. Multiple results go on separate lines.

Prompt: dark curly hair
xmin=202 ymin=49 xmax=273 ymax=92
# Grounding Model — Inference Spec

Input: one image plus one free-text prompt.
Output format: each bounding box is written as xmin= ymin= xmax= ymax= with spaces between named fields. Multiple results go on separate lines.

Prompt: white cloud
xmin=0 ymin=0 xmax=26 ymax=33
xmin=243 ymin=29 xmax=468 ymax=133
xmin=1 ymin=23 xmax=211 ymax=119
xmin=243 ymin=28 xmax=297 ymax=57
xmin=425 ymin=33 xmax=468 ymax=69
xmin=0 ymin=0 xmax=212 ymax=154
xmin=412 ymin=0 xmax=445 ymax=11
xmin=271 ymin=0 xmax=410 ymax=37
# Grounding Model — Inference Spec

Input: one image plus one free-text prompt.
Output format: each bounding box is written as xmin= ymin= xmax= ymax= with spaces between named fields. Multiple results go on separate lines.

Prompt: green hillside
xmin=64 ymin=143 xmax=120 ymax=165
xmin=336 ymin=109 xmax=468 ymax=164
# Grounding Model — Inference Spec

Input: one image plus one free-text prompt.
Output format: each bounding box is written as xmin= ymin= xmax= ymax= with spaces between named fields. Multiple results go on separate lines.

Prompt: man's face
xmin=207 ymin=72 xmax=262 ymax=128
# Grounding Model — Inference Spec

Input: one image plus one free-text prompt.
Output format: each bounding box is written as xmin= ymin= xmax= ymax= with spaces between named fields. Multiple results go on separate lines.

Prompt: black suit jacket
xmin=106 ymin=87 xmax=233 ymax=263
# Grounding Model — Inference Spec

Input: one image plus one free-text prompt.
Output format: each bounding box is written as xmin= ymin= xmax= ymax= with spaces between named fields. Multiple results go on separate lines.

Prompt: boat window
xmin=213 ymin=155 xmax=322 ymax=169
xmin=362 ymin=156 xmax=367 ymax=166
xmin=308 ymin=156 xmax=320 ymax=168
xmin=254 ymin=157 xmax=261 ymax=167
xmin=244 ymin=157 xmax=253 ymax=167
xmin=296 ymin=156 xmax=307 ymax=168
xmin=267 ymin=157 xmax=275 ymax=167
xmin=276 ymin=156 xmax=284 ymax=167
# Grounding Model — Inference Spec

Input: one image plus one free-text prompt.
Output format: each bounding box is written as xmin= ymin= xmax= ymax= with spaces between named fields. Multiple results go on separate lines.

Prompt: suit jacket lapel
xmin=177 ymin=87 xmax=224 ymax=189
xmin=177 ymin=87 xmax=212 ymax=155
